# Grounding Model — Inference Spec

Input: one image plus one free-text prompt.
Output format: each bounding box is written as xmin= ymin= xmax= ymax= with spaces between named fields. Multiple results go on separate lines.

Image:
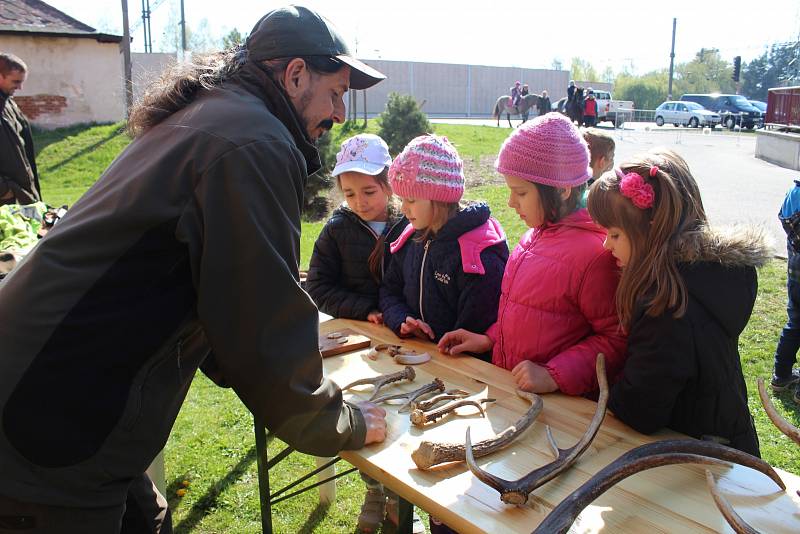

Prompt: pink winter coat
xmin=486 ymin=209 xmax=626 ymax=395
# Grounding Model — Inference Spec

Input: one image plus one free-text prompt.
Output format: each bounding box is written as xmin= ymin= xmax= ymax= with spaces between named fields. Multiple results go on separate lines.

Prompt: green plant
xmin=377 ymin=93 xmax=432 ymax=155
xmin=303 ymin=131 xmax=335 ymax=221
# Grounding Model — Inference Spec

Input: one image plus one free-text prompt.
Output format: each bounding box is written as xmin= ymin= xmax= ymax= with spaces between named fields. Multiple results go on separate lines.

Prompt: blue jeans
xmin=775 ymin=247 xmax=800 ymax=377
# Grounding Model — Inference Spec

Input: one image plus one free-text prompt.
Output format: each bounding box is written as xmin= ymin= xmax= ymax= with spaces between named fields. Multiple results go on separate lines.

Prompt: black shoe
xmin=771 ymin=369 xmax=800 ymax=391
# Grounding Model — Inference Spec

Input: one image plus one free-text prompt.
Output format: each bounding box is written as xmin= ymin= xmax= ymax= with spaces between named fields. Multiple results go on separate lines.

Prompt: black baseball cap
xmin=246 ymin=5 xmax=386 ymax=90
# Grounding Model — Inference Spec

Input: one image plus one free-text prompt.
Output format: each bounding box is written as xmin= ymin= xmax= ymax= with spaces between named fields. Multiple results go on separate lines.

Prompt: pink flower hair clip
xmin=616 ymin=168 xmax=655 ymax=209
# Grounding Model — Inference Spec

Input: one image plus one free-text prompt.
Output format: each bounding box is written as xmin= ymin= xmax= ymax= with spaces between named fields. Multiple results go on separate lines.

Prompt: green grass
xmin=31 ymin=122 xmax=800 ymax=532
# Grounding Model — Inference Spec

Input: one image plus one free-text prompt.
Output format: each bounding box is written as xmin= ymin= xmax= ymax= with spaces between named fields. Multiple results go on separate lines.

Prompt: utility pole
xmin=141 ymin=0 xmax=152 ymax=53
xmin=668 ymin=18 xmax=676 ymax=100
xmin=121 ymin=0 xmax=133 ymax=116
xmin=180 ymin=0 xmax=187 ymax=55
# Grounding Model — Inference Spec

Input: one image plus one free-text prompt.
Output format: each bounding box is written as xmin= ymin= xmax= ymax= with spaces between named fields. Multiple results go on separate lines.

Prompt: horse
xmin=493 ymin=93 xmax=541 ymax=127
xmin=565 ymin=87 xmax=585 ymax=126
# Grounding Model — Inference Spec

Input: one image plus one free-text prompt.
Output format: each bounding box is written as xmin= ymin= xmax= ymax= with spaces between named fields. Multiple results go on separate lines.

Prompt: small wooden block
xmin=318 ymin=328 xmax=371 ymax=358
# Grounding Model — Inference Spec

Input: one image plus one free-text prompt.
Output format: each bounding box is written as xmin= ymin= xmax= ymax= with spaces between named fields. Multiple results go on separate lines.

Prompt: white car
xmin=655 ymin=101 xmax=721 ymax=128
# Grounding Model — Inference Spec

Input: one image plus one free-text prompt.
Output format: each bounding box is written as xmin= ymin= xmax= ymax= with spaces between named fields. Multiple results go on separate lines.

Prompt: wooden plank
xmin=320 ymin=318 xmax=800 ymax=533
xmin=318 ymin=328 xmax=371 ymax=358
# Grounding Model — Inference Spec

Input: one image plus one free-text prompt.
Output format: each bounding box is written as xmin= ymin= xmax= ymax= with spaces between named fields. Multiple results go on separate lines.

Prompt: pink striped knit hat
xmin=388 ymin=135 xmax=464 ymax=203
xmin=495 ymin=112 xmax=591 ymax=187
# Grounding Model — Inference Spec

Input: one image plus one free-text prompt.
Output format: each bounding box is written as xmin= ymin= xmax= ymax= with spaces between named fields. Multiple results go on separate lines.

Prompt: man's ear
xmin=282 ymin=58 xmax=310 ymax=99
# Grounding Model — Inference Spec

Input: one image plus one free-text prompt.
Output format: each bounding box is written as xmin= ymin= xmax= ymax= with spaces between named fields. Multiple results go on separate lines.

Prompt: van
xmin=679 ymin=94 xmax=762 ymax=129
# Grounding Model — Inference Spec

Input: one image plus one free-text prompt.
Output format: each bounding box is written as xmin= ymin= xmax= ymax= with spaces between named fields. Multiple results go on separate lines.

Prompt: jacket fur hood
xmin=676 ymin=225 xmax=773 ymax=268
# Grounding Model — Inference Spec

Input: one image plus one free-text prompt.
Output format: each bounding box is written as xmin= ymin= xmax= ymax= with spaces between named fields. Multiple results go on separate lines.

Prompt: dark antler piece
xmin=371 ymin=378 xmax=446 ymax=412
xmin=410 ymin=398 xmax=496 ymax=427
xmin=411 ymin=390 xmax=543 ymax=470
xmin=705 ymin=470 xmax=760 ymax=534
xmin=341 ymin=366 xmax=416 ymax=401
xmin=412 ymin=390 xmax=471 ymax=412
xmin=757 ymin=377 xmax=800 ymax=445
xmin=466 ymin=354 xmax=608 ymax=505
xmin=532 ymin=439 xmax=785 ymax=534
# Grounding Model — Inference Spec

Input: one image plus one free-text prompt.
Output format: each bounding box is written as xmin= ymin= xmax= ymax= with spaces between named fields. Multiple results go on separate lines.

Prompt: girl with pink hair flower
xmin=587 ymin=148 xmax=769 ymax=456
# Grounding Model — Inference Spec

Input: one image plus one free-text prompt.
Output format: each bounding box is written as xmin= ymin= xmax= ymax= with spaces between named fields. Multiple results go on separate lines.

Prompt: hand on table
xmin=358 ymin=402 xmax=387 ymax=445
xmin=399 ymin=316 xmax=434 ymax=340
xmin=511 ymin=361 xmax=558 ymax=393
xmin=367 ymin=310 xmax=383 ymax=324
xmin=438 ymin=329 xmax=493 ymax=355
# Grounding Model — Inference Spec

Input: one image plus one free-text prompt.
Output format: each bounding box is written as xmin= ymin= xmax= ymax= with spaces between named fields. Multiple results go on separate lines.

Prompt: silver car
xmin=654 ymin=101 xmax=721 ymax=128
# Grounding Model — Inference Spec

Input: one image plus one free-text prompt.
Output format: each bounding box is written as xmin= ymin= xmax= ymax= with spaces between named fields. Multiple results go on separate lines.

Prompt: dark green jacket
xmin=0 ymin=92 xmax=41 ymax=204
xmin=0 ymin=61 xmax=365 ymax=507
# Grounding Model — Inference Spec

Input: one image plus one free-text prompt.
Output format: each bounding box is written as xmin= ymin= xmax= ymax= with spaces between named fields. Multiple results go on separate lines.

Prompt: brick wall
xmin=15 ymin=94 xmax=68 ymax=120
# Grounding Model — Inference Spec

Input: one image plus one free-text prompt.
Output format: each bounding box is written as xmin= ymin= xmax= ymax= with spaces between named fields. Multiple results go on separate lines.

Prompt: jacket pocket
xmin=119 ymin=340 xmax=182 ymax=432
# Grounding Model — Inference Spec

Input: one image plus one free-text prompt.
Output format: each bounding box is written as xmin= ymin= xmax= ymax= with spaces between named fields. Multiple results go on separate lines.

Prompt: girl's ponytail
xmin=368 ymin=234 xmax=387 ymax=283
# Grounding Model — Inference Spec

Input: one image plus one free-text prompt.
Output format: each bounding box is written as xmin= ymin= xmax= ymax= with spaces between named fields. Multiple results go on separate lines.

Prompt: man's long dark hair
xmin=127 ymin=48 xmax=343 ymax=138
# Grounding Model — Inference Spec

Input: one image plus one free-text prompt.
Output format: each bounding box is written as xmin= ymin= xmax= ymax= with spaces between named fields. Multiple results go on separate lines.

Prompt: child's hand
xmin=399 ymin=316 xmax=435 ymax=340
xmin=438 ymin=329 xmax=493 ymax=355
xmin=367 ymin=311 xmax=383 ymax=324
xmin=511 ymin=361 xmax=558 ymax=393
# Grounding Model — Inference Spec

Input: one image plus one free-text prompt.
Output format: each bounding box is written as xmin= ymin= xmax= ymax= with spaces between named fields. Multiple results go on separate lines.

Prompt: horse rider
xmin=510 ymin=81 xmax=522 ymax=113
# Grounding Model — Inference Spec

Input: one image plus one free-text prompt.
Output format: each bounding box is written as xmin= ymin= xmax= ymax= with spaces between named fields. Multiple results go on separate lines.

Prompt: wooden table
xmin=321 ymin=318 xmax=800 ymax=533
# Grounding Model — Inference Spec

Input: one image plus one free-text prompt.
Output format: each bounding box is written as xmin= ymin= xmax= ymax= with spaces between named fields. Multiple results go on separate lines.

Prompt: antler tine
xmin=371 ymin=378 xmax=446 ymax=410
xmin=413 ymin=389 xmax=471 ymax=412
xmin=532 ymin=439 xmax=785 ymax=534
xmin=410 ymin=399 xmax=495 ymax=427
xmin=468 ymin=354 xmax=609 ymax=505
xmin=705 ymin=470 xmax=760 ymax=534
xmin=412 ymin=390 xmax=543 ymax=470
xmin=340 ymin=366 xmax=415 ymax=399
xmin=465 ymin=426 xmax=515 ymax=492
xmin=757 ymin=377 xmax=800 ymax=445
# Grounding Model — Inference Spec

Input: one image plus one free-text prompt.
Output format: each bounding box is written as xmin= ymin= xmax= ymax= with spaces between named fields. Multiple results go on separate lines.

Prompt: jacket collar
xmin=0 ymin=90 xmax=9 ymax=114
xmin=231 ymin=60 xmax=321 ymax=175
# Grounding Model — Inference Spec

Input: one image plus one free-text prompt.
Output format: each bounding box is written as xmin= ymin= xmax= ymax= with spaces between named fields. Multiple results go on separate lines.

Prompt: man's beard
xmin=299 ymin=89 xmax=334 ymax=143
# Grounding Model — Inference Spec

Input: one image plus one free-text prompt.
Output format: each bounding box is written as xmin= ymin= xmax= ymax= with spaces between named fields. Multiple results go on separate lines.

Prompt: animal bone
xmin=395 ymin=351 xmax=431 ymax=365
xmin=410 ymin=398 xmax=495 ymax=427
xmin=367 ymin=343 xmax=431 ymax=365
xmin=411 ymin=389 xmax=471 ymax=412
xmin=466 ymin=354 xmax=608 ymax=505
xmin=341 ymin=366 xmax=416 ymax=401
xmin=371 ymin=378 xmax=446 ymax=412
xmin=705 ymin=470 xmax=760 ymax=534
xmin=411 ymin=389 xmax=543 ymax=470
xmin=757 ymin=377 xmax=800 ymax=445
xmin=532 ymin=439 xmax=785 ymax=534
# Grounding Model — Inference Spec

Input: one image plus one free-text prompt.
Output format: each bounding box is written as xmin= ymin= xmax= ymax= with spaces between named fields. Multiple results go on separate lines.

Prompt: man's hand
xmin=399 ymin=316 xmax=434 ymax=340
xmin=358 ymin=402 xmax=387 ymax=445
xmin=511 ymin=361 xmax=558 ymax=393
xmin=367 ymin=310 xmax=383 ymax=324
xmin=438 ymin=329 xmax=493 ymax=355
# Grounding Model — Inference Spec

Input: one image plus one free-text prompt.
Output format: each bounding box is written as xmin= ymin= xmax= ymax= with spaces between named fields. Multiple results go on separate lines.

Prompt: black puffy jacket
xmin=306 ymin=204 xmax=406 ymax=320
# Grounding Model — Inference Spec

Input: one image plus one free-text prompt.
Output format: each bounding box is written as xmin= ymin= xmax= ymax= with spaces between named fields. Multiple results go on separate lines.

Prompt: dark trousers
xmin=583 ymin=115 xmax=597 ymax=127
xmin=0 ymin=473 xmax=171 ymax=534
xmin=775 ymin=247 xmax=800 ymax=377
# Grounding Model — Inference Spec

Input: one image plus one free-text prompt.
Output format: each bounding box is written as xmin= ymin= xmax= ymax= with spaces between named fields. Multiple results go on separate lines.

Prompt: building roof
xmin=0 ymin=0 xmax=122 ymax=43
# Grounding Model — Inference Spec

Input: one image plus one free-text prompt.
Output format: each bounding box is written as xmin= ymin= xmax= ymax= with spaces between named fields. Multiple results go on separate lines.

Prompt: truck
xmin=590 ymin=89 xmax=635 ymax=124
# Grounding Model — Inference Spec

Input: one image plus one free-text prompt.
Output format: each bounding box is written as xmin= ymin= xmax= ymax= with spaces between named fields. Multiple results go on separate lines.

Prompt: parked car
xmin=679 ymin=93 xmax=762 ymax=129
xmin=654 ymin=101 xmax=721 ymax=128
xmin=749 ymin=100 xmax=767 ymax=113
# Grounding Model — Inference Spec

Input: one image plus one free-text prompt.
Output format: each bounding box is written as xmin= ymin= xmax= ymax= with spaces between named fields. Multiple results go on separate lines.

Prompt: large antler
xmin=466 ymin=354 xmax=608 ymax=505
xmin=757 ymin=377 xmax=800 ymax=445
xmin=341 ymin=366 xmax=416 ymax=401
xmin=371 ymin=378 xmax=446 ymax=412
xmin=411 ymin=390 xmax=543 ymax=470
xmin=532 ymin=439 xmax=785 ymax=534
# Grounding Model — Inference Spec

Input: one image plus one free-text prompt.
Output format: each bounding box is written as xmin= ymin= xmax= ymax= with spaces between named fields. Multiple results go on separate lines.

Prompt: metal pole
xmin=121 ymin=0 xmax=133 ymax=116
xmin=668 ymin=18 xmax=676 ymax=100
xmin=362 ymin=89 xmax=367 ymax=126
xmin=180 ymin=0 xmax=186 ymax=53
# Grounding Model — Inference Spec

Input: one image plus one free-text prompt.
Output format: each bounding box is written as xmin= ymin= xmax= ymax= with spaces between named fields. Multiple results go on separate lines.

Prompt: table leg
xmin=254 ymin=418 xmax=273 ymax=534
xmin=398 ymin=495 xmax=413 ymax=534
xmin=315 ymin=457 xmax=336 ymax=504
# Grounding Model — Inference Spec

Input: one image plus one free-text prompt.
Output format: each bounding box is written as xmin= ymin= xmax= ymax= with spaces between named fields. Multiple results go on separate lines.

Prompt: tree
xmin=222 ymin=28 xmax=244 ymax=50
xmin=614 ymin=71 xmax=668 ymax=110
xmin=673 ymin=48 xmax=735 ymax=96
xmin=570 ymin=57 xmax=598 ymax=84
xmin=377 ymin=93 xmax=431 ymax=156
xmin=741 ymin=42 xmax=800 ymax=100
xmin=302 ymin=131 xmax=335 ymax=220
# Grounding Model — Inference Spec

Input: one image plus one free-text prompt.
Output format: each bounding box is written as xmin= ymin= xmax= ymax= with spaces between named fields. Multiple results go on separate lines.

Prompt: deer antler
xmin=371 ymin=378 xmax=446 ymax=412
xmin=466 ymin=354 xmax=608 ymax=505
xmin=411 ymin=390 xmax=543 ymax=470
xmin=757 ymin=377 xmax=800 ymax=445
xmin=341 ymin=366 xmax=416 ymax=401
xmin=705 ymin=470 xmax=760 ymax=534
xmin=532 ymin=439 xmax=785 ymax=534
xmin=410 ymin=398 xmax=496 ymax=427
xmin=411 ymin=389 xmax=471 ymax=412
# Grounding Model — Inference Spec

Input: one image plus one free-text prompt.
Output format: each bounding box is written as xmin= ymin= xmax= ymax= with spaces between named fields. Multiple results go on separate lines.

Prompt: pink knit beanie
xmin=388 ymin=135 xmax=464 ymax=203
xmin=495 ymin=112 xmax=592 ymax=187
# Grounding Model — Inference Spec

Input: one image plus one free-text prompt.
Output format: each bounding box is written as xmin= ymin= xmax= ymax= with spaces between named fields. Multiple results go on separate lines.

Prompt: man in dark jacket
xmin=0 ymin=53 xmax=41 ymax=205
xmin=0 ymin=6 xmax=386 ymax=532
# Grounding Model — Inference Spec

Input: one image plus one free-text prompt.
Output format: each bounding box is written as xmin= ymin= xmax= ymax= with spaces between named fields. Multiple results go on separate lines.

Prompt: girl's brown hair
xmin=587 ymin=149 xmax=707 ymax=327
xmin=534 ymin=182 xmax=587 ymax=224
xmin=337 ymin=168 xmax=394 ymax=283
xmin=414 ymin=201 xmax=459 ymax=243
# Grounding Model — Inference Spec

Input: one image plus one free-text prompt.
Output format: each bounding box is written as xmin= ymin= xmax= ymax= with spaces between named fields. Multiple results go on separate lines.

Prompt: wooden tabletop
xmin=321 ymin=318 xmax=800 ymax=533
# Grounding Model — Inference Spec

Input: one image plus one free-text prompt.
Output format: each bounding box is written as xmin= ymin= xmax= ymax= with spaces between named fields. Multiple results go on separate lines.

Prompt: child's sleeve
xmin=305 ymin=224 xmax=376 ymax=320
xmin=379 ymin=249 xmax=414 ymax=335
xmin=543 ymin=251 xmax=628 ymax=395
xmin=607 ymin=313 xmax=695 ymax=434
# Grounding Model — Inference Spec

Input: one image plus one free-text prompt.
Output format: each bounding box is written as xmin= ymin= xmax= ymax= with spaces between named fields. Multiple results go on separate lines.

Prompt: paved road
xmin=431 ymin=118 xmax=794 ymax=255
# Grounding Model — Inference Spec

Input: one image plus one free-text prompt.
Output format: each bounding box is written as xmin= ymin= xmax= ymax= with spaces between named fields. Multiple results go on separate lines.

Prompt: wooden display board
xmin=318 ymin=328 xmax=371 ymax=358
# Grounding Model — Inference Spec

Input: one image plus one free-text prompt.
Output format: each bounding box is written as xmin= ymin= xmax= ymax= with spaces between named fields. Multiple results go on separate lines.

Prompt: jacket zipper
xmin=419 ymin=240 xmax=431 ymax=323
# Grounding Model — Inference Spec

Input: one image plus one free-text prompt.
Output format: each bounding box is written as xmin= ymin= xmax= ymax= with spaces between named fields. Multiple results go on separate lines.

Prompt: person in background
xmin=583 ymin=89 xmax=598 ymax=127
xmin=583 ymin=128 xmax=615 ymax=185
xmin=539 ymin=89 xmax=551 ymax=117
xmin=510 ymin=80 xmax=522 ymax=112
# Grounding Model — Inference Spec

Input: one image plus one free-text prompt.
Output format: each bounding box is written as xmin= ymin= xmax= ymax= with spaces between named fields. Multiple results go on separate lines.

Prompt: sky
xmin=46 ymin=0 xmax=800 ymax=75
